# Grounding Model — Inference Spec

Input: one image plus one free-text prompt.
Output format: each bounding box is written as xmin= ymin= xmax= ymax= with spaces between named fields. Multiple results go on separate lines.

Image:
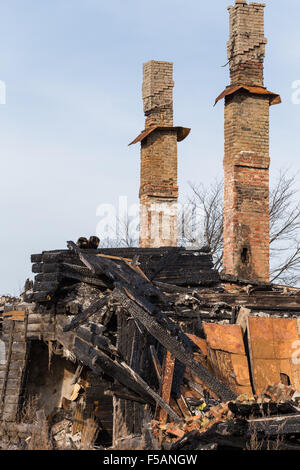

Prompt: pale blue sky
xmin=1 ymin=0 xmax=299 ymax=294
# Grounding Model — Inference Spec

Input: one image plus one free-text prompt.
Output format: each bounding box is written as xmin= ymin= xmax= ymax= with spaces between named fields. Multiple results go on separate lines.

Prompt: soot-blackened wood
xmin=62 ymin=263 xmax=109 ymax=288
xmin=150 ymin=345 xmax=162 ymax=384
xmin=105 ymin=386 xmax=147 ymax=404
xmin=62 ymin=272 xmax=109 ymax=289
xmin=74 ymin=337 xmax=151 ymax=401
xmin=31 ymin=254 xmax=43 ymax=263
xmin=67 ymin=241 xmax=168 ymax=305
xmin=42 ymin=263 xmax=62 ymax=273
xmin=229 ymin=401 xmax=298 ymax=418
xmin=118 ymin=284 xmax=194 ymax=352
xmin=119 ymin=360 xmax=181 ymax=423
xmin=153 ymin=281 xmax=194 ymax=294
xmin=170 ymin=310 xmax=232 ymax=321
xmin=34 ymin=273 xmax=62 ymax=283
xmin=32 ymin=263 xmax=43 ymax=274
xmin=77 ymin=325 xmax=117 ymax=357
xmin=248 ymin=414 xmax=300 ymax=437
xmin=148 ymin=249 xmax=179 ymax=281
xmin=25 ymin=292 xmax=52 ymax=303
xmin=114 ymin=288 xmax=237 ymax=402
xmin=41 ymin=252 xmax=80 ymax=264
xmin=143 ymin=409 xmax=160 ymax=451
xmin=33 ymin=281 xmax=60 ymax=293
xmin=63 ymin=295 xmax=109 ymax=332
xmin=194 ymin=292 xmax=300 ymax=311
xmin=74 ymin=337 xmax=181 ymax=422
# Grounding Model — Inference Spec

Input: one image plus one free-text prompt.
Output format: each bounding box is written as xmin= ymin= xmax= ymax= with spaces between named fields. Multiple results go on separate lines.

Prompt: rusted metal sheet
xmin=129 ymin=126 xmax=191 ymax=146
xmin=247 ymin=317 xmax=300 ymax=395
xmin=203 ymin=323 xmax=253 ymax=397
xmin=215 ymin=85 xmax=281 ymax=106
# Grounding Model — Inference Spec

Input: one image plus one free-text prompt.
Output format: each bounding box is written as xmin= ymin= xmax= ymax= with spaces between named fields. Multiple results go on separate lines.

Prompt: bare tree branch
xmin=182 ymin=169 xmax=300 ymax=286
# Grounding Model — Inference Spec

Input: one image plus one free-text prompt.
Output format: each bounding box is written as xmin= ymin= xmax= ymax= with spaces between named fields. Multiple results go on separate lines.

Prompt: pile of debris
xmin=1 ymin=241 xmax=300 ymax=450
xmin=153 ymin=384 xmax=300 ymax=450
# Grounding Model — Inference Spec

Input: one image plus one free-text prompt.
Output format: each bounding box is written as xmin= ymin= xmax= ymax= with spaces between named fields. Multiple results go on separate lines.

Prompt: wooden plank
xmin=159 ymin=351 xmax=175 ymax=425
xmin=74 ymin=337 xmax=181 ymax=422
xmin=1 ymin=311 xmax=25 ymax=322
xmin=63 ymin=295 xmax=109 ymax=332
xmin=150 ymin=345 xmax=162 ymax=383
xmin=97 ymin=253 xmax=133 ymax=263
xmin=186 ymin=292 xmax=300 ymax=311
xmin=114 ymin=287 xmax=237 ymax=402
xmin=176 ymin=396 xmax=192 ymax=419
xmin=248 ymin=413 xmax=300 ymax=437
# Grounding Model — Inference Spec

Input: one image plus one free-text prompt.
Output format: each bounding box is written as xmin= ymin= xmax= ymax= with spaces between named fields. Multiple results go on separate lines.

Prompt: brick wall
xmin=223 ymin=1 xmax=272 ymax=282
xmin=139 ymin=61 xmax=178 ymax=248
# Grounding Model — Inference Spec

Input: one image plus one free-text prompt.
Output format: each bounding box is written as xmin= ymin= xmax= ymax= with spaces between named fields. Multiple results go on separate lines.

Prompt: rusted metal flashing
xmin=215 ymin=85 xmax=281 ymax=106
xmin=129 ymin=126 xmax=191 ymax=146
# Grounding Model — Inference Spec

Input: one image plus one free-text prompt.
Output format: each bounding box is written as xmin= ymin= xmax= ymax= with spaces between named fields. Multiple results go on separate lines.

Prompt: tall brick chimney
xmin=130 ymin=61 xmax=190 ymax=248
xmin=216 ymin=1 xmax=281 ymax=281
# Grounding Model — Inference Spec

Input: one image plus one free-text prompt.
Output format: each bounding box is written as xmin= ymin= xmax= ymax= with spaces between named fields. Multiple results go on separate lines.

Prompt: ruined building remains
xmin=130 ymin=61 xmax=190 ymax=248
xmin=216 ymin=1 xmax=281 ymax=282
xmin=2 ymin=1 xmax=300 ymax=452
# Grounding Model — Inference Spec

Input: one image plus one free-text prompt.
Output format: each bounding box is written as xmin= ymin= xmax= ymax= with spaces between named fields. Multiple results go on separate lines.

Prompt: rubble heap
xmin=1 ymin=242 xmax=300 ymax=450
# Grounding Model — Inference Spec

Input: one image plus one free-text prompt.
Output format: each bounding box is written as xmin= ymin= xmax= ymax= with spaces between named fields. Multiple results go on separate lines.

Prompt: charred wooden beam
xmin=33 ymin=281 xmax=60 ymax=293
xmin=148 ymin=249 xmax=180 ymax=281
xmin=194 ymin=292 xmax=300 ymax=311
xmin=248 ymin=413 xmax=300 ymax=437
xmin=74 ymin=336 xmax=181 ymax=422
xmin=113 ymin=287 xmax=237 ymax=402
xmin=67 ymin=241 xmax=169 ymax=304
xmin=150 ymin=345 xmax=162 ymax=383
xmin=158 ymin=351 xmax=175 ymax=425
xmin=105 ymin=386 xmax=147 ymax=404
xmin=63 ymin=295 xmax=109 ymax=332
xmin=77 ymin=324 xmax=117 ymax=357
xmin=229 ymin=401 xmax=298 ymax=419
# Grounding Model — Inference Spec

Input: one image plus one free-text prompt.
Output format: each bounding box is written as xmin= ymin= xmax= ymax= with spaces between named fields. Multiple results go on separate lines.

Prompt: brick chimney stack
xmin=130 ymin=61 xmax=190 ymax=248
xmin=217 ymin=1 xmax=281 ymax=281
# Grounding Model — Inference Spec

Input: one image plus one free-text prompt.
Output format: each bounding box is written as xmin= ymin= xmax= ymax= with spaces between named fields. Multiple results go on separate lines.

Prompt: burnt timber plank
xmin=74 ymin=337 xmax=181 ymax=422
xmin=247 ymin=413 xmax=300 ymax=436
xmin=113 ymin=287 xmax=237 ymax=402
xmin=67 ymin=241 xmax=168 ymax=304
xmin=158 ymin=351 xmax=175 ymax=425
xmin=63 ymin=295 xmax=109 ymax=332
xmin=148 ymin=249 xmax=180 ymax=281
xmin=195 ymin=292 xmax=300 ymax=311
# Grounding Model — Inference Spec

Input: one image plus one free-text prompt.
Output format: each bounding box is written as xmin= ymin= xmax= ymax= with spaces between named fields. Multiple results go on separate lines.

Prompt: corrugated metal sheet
xmin=129 ymin=126 xmax=191 ymax=146
xmin=215 ymin=85 xmax=281 ymax=106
